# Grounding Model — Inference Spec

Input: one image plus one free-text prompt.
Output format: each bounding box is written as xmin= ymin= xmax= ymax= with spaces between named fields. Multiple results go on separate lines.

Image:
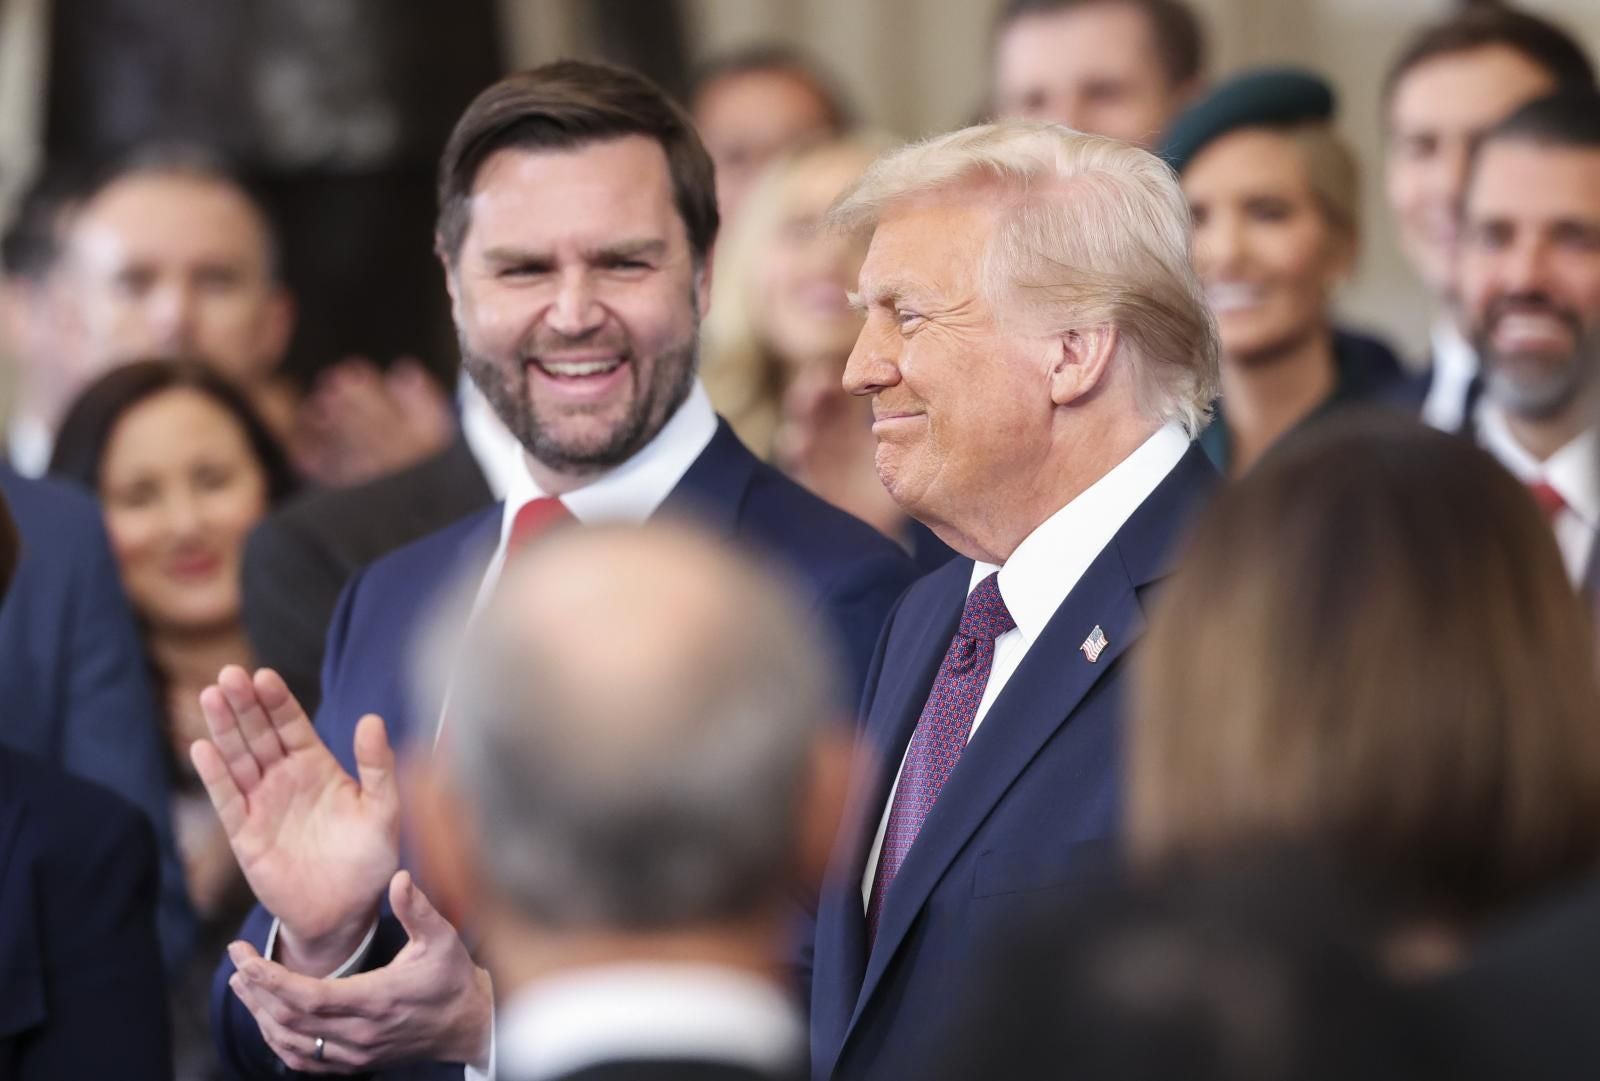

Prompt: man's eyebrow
xmin=589 ymin=239 xmax=669 ymax=261
xmin=480 ymin=245 xmax=551 ymax=266
xmin=477 ymin=239 xmax=670 ymax=265
xmin=852 ymin=279 xmax=920 ymax=309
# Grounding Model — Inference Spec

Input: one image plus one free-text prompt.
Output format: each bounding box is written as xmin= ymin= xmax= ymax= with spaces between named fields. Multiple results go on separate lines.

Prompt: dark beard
xmin=459 ymin=332 xmax=698 ymax=473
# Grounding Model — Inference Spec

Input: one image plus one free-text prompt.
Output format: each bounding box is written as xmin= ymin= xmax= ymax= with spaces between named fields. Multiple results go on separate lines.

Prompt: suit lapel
xmin=841 ymin=444 xmax=1217 ymax=1044
xmin=819 ymin=566 xmax=967 ymax=1020
xmin=848 ymin=542 xmax=1142 ymax=1026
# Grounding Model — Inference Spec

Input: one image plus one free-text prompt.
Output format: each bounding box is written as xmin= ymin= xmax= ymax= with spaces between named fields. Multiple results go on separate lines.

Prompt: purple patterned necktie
xmin=867 ymin=572 xmax=1015 ymax=943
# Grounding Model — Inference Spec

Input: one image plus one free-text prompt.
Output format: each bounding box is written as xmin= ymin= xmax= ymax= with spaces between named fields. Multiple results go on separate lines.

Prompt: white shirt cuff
xmin=464 ymin=1011 xmax=496 ymax=1080
xmin=262 ymin=917 xmax=380 ymax=979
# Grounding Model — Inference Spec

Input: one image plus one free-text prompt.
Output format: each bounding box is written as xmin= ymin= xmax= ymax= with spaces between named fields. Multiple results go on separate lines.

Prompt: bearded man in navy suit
xmin=191 ymin=60 xmax=913 ymax=1080
xmin=806 ymin=120 xmax=1222 ymax=1080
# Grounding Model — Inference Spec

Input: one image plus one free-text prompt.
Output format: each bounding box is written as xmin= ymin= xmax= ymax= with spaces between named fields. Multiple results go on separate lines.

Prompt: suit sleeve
xmin=59 ymin=506 xmax=197 ymax=977
xmin=242 ymin=514 xmax=352 ymax=717
xmin=22 ymin=782 xmax=173 ymax=1081
xmin=213 ymin=566 xmax=411 ymax=1080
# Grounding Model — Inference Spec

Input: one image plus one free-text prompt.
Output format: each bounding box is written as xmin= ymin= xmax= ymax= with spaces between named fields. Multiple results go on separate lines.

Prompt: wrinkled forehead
xmin=462 ymin=138 xmax=687 ymax=257
xmin=856 ymin=190 xmax=1003 ymax=296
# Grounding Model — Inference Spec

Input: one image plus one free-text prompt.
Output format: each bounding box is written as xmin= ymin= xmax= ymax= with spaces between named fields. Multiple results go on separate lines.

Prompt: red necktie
xmin=509 ymin=496 xmax=574 ymax=550
xmin=1529 ymin=481 xmax=1566 ymax=524
xmin=437 ymin=497 xmax=574 ymax=751
xmin=866 ymin=572 xmax=1014 ymax=944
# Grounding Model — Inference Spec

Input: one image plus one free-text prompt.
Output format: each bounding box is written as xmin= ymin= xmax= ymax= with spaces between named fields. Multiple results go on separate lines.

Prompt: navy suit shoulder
xmin=809 ymin=444 xmax=1218 ymax=1081
xmin=669 ymin=425 xmax=915 ymax=701
xmin=0 ymin=464 xmax=195 ymax=975
xmin=0 ymin=746 xmax=171 ymax=1080
xmin=243 ymin=438 xmax=494 ymax=713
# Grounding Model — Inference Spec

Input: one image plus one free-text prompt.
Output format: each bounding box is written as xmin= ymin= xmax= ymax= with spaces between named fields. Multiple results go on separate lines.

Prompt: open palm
xmin=192 ymin=666 xmax=400 ymax=953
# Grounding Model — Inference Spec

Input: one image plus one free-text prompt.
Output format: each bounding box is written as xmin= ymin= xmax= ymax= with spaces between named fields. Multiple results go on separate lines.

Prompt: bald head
xmin=439 ymin=521 xmax=841 ymax=931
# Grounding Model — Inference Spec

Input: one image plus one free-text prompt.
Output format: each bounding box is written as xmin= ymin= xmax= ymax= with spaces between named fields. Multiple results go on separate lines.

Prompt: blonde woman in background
xmin=1161 ymin=68 xmax=1408 ymax=477
xmin=702 ymin=134 xmax=955 ymax=572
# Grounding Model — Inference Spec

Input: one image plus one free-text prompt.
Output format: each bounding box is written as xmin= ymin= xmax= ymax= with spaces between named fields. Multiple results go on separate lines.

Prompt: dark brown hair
xmin=49 ymin=357 xmax=297 ymax=505
xmin=1382 ymin=6 xmax=1595 ymax=115
xmin=992 ymin=0 xmax=1207 ymax=89
xmin=1131 ymin=413 xmax=1600 ymax=926
xmin=436 ymin=60 xmax=718 ymax=266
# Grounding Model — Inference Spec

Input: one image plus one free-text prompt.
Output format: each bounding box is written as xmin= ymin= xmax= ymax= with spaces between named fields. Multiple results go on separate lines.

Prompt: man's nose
xmin=843 ymin=319 xmax=902 ymax=397
xmin=546 ymin=271 xmax=604 ymax=337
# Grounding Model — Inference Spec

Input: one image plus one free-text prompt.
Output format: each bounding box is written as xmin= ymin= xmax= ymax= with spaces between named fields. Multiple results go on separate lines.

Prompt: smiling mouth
xmin=529 ymin=355 xmax=627 ymax=379
xmin=1205 ymin=283 xmax=1267 ymax=314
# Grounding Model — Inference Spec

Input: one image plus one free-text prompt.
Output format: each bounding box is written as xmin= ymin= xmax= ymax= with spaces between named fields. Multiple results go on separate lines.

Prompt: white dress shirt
xmin=458 ymin=376 xmax=525 ymax=500
xmin=263 ymin=382 xmax=719 ymax=1081
xmin=1420 ymin=318 xmax=1480 ymax=434
xmin=497 ymin=964 xmax=803 ymax=1081
xmin=6 ymin=412 xmax=50 ymax=478
xmin=860 ymin=423 xmax=1192 ymax=907
xmin=1476 ymin=404 xmax=1598 ymax=586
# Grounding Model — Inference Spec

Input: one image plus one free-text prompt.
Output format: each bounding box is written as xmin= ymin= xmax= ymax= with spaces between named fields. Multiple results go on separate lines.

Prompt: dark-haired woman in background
xmin=51 ymin=358 xmax=295 ymax=1077
xmin=52 ymin=358 xmax=295 ymax=916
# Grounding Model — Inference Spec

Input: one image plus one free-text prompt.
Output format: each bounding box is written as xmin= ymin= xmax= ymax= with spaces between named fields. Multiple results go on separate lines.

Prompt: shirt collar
xmin=497 ymin=379 xmax=718 ymax=553
xmin=969 ymin=422 xmax=1191 ymax=644
xmin=1429 ymin=317 xmax=1478 ymax=381
xmin=457 ymin=375 xmax=524 ymax=500
xmin=1477 ymin=405 xmax=1600 ymax=529
xmin=496 ymin=963 xmax=803 ymax=1081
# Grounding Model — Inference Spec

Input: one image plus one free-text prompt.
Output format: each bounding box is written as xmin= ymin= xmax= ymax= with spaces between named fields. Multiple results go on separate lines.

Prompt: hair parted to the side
xmin=1382 ymin=5 xmax=1595 ymax=116
xmin=828 ymin=120 xmax=1219 ymax=436
xmin=436 ymin=59 xmax=718 ymax=267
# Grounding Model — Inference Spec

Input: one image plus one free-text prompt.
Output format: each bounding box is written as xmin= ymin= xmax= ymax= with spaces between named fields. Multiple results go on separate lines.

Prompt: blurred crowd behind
xmin=1 ymin=0 xmax=1600 ymax=1079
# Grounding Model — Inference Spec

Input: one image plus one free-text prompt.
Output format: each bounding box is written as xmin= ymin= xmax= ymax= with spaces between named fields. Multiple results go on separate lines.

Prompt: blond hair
xmin=828 ymin=120 xmax=1219 ymax=436
xmin=701 ymin=134 xmax=894 ymax=456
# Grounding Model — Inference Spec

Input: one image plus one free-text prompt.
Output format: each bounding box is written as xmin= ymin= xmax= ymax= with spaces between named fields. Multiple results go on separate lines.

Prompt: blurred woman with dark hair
xmin=51 ymin=357 xmax=296 ymax=1077
xmin=50 ymin=358 xmax=294 ymax=918
xmin=1131 ymin=414 xmax=1600 ymax=970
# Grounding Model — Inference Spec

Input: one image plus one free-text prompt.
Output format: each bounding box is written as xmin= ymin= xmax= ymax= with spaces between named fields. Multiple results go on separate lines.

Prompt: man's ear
xmin=436 ymin=234 xmax=463 ymax=315
xmin=1049 ymin=323 xmax=1120 ymax=407
xmin=695 ymin=244 xmax=716 ymax=321
xmin=260 ymin=286 xmax=296 ymax=368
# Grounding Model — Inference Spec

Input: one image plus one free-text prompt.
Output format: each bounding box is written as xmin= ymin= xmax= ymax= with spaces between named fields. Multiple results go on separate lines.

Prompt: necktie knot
xmin=1528 ymin=480 xmax=1567 ymax=523
xmin=510 ymin=496 xmax=574 ymax=550
xmin=959 ymin=572 xmax=1015 ymax=641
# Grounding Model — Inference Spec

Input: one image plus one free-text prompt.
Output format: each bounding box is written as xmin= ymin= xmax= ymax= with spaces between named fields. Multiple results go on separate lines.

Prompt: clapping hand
xmin=191 ymin=666 xmax=401 ymax=974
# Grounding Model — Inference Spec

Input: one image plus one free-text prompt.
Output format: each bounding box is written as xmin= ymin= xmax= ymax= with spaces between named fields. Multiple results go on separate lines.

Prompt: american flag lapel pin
xmin=1079 ymin=625 xmax=1109 ymax=663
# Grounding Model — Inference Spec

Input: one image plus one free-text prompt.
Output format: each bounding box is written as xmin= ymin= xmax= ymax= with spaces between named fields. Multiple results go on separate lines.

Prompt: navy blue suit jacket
xmin=808 ymin=445 xmax=1217 ymax=1081
xmin=0 ymin=465 xmax=195 ymax=975
xmin=214 ymin=421 xmax=916 ymax=1080
xmin=0 ymin=746 xmax=171 ymax=1079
